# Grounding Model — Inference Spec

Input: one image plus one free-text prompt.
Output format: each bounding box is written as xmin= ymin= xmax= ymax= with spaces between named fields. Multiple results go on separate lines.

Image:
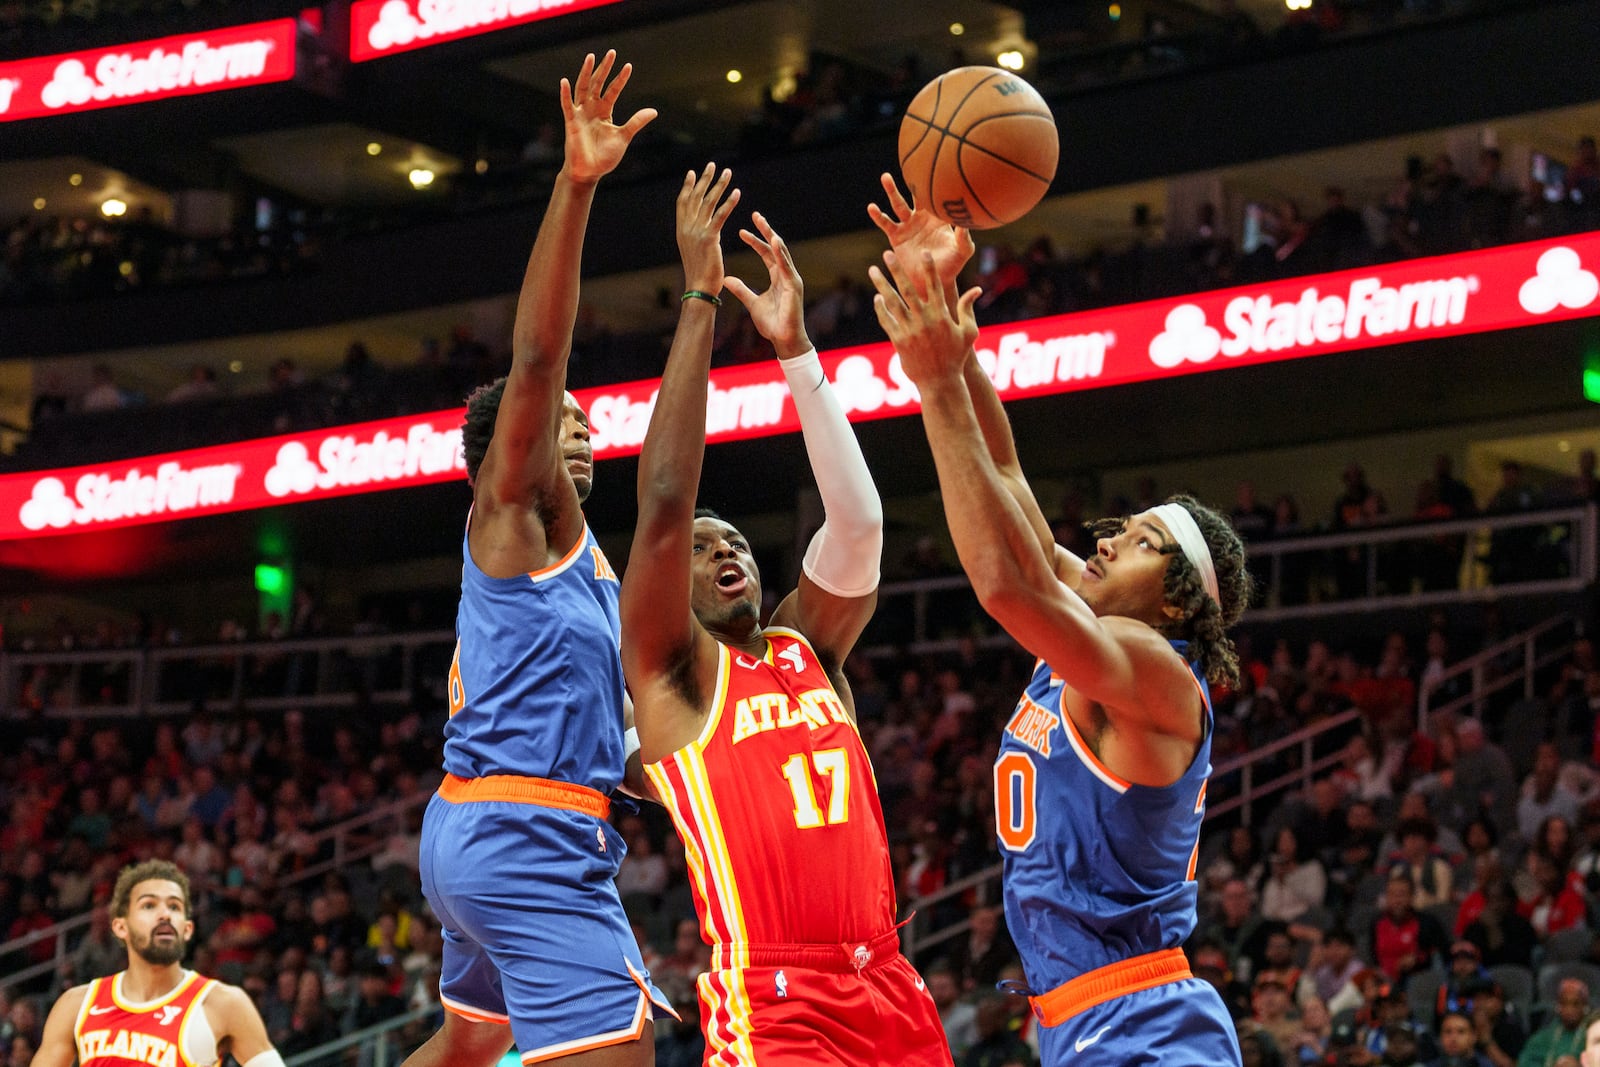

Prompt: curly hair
xmin=110 ymin=859 xmax=191 ymax=920
xmin=1085 ymin=494 xmax=1252 ymax=687
xmin=462 ymin=376 xmax=508 ymax=485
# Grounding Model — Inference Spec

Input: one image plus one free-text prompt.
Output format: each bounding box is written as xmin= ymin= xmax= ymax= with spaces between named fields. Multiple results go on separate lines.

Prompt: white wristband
xmin=244 ymin=1052 xmax=287 ymax=1067
xmin=623 ymin=727 xmax=640 ymax=763
xmin=781 ymin=349 xmax=882 ymax=598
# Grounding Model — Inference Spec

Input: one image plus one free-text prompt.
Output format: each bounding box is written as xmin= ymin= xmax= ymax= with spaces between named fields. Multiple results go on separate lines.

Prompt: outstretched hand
xmin=724 ymin=212 xmax=811 ymax=360
xmin=560 ymin=50 xmax=658 ymax=185
xmin=676 ymin=163 xmax=739 ymax=297
xmin=869 ymin=249 xmax=981 ymax=384
xmin=867 ymin=172 xmax=975 ymax=297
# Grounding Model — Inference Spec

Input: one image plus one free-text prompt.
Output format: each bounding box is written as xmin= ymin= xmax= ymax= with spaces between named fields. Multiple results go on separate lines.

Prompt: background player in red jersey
xmin=33 ymin=860 xmax=279 ymax=1067
xmin=618 ymin=163 xmax=951 ymax=1066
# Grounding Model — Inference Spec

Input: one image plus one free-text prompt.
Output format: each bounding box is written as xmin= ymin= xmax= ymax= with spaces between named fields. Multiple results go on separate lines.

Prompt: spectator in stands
xmin=165 ymin=364 xmax=221 ymax=404
xmin=1251 ymin=972 xmax=1302 ymax=1056
xmin=1518 ymin=978 xmax=1589 ymax=1067
xmin=961 ymin=995 xmax=1033 ymax=1067
xmin=343 ymin=962 xmax=407 ymax=1055
xmin=79 ymin=364 xmax=126 ymax=412
xmin=925 ymin=960 xmax=977 ymax=1058
xmin=1520 ymin=743 xmax=1584 ymax=841
xmin=1197 ymin=877 xmax=1266 ymax=982
xmin=1386 ymin=818 xmax=1454 ymax=910
xmin=1259 ymin=826 xmax=1328 ymax=923
xmin=1467 ymin=978 xmax=1526 ymax=1067
xmin=1435 ymin=941 xmax=1493 ymax=1025
xmin=947 ymin=904 xmax=1017 ymax=993
xmin=1517 ymin=846 xmax=1586 ymax=940
xmin=1370 ymin=872 xmax=1449 ymax=985
xmin=1307 ymin=928 xmax=1370 ymax=1016
xmin=64 ymin=905 xmax=123 ymax=983
xmin=1451 ymin=718 xmax=1517 ymax=838
xmin=1484 ymin=461 xmax=1544 ymax=585
xmin=1332 ymin=463 xmax=1386 ymax=598
xmin=1434 ymin=1009 xmax=1493 ymax=1067
xmin=1459 ymin=876 xmax=1535 ymax=970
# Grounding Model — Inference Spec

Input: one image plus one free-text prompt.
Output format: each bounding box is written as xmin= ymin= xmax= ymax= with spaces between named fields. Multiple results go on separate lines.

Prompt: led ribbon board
xmin=349 ymin=0 xmax=630 ymax=61
xmin=0 ymin=232 xmax=1595 ymax=539
xmin=0 ymin=19 xmax=298 ymax=122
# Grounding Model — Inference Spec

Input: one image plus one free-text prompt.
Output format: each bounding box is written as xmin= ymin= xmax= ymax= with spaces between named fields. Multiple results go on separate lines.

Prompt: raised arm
xmin=727 ymin=214 xmax=882 ymax=672
xmin=868 ymin=174 xmax=1065 ymax=571
xmin=620 ymin=166 xmax=738 ymax=689
xmin=209 ymin=983 xmax=278 ymax=1065
xmin=475 ymin=51 xmax=656 ymax=530
xmin=869 ymin=253 xmax=1179 ymax=719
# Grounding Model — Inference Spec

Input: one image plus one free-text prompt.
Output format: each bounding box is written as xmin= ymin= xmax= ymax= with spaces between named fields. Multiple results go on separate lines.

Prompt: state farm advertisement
xmin=0 ymin=19 xmax=296 ymax=122
xmin=0 ymin=233 xmax=1595 ymax=538
xmin=0 ymin=412 xmax=465 ymax=540
xmin=350 ymin=0 xmax=627 ymax=61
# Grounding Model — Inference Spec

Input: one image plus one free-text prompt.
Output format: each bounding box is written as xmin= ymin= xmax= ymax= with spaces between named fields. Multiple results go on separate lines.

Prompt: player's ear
xmin=1161 ymin=600 xmax=1185 ymax=623
xmin=111 ymin=916 xmax=130 ymax=943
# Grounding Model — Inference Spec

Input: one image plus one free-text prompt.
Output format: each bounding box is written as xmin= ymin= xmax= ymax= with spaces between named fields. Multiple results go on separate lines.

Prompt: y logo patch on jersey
xmin=777 ymin=645 xmax=806 ymax=673
xmin=775 ymin=971 xmax=788 ymax=998
xmin=156 ymin=1005 xmax=183 ymax=1027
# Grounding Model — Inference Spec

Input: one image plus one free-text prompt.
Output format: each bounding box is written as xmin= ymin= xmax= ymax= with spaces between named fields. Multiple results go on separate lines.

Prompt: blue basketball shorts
xmin=419 ymin=779 xmax=677 ymax=1064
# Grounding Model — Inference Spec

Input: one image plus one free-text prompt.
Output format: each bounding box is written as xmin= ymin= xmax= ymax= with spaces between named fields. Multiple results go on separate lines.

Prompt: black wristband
xmin=682 ymin=289 xmax=722 ymax=307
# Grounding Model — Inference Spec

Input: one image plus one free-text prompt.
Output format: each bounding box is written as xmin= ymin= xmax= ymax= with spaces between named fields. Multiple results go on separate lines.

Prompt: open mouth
xmin=716 ymin=564 xmax=748 ymax=595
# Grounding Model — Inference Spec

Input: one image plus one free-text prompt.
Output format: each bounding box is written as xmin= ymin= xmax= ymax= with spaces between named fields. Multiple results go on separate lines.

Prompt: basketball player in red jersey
xmin=33 ymin=860 xmax=280 ymax=1067
xmin=619 ymin=164 xmax=951 ymax=1066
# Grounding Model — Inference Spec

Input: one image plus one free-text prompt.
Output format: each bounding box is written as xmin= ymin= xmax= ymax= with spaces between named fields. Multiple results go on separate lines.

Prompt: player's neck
xmin=120 ymin=960 xmax=187 ymax=1002
xmin=710 ymin=622 xmax=766 ymax=657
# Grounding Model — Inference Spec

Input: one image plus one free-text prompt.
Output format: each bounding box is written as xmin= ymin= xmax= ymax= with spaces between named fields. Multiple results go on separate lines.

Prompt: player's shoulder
xmin=51 ymin=982 xmax=93 ymax=1014
xmin=198 ymin=980 xmax=257 ymax=1017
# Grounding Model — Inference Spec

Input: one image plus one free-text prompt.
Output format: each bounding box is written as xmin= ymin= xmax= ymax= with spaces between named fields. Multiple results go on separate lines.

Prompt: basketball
xmin=898 ymin=66 xmax=1059 ymax=230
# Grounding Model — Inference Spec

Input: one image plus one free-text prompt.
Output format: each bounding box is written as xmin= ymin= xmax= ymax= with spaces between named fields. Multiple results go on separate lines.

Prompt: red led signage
xmin=350 ymin=0 xmax=629 ymax=61
xmin=0 ymin=233 xmax=1595 ymax=539
xmin=0 ymin=19 xmax=298 ymax=122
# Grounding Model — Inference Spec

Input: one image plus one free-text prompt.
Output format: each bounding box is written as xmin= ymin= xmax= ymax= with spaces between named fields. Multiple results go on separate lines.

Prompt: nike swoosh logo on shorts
xmin=1074 ymin=1024 xmax=1112 ymax=1052
xmin=914 ymin=976 xmax=926 ymax=991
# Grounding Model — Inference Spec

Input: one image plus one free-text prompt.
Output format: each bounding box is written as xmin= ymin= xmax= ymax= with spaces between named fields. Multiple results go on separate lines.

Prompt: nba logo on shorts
xmin=596 ymin=827 xmax=606 ymax=853
xmin=775 ymin=971 xmax=788 ymax=998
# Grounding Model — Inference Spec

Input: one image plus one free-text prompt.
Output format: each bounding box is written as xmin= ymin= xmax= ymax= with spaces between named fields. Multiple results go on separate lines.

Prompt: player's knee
xmin=439 ymin=1013 xmax=514 ymax=1060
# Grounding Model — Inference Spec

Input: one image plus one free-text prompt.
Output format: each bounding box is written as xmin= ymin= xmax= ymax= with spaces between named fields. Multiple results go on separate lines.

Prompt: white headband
xmin=1148 ymin=503 xmax=1220 ymax=608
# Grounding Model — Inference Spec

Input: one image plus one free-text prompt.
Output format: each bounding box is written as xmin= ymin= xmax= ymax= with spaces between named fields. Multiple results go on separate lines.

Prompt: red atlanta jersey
xmin=74 ymin=970 xmax=218 ymax=1067
xmin=645 ymin=627 xmax=898 ymax=960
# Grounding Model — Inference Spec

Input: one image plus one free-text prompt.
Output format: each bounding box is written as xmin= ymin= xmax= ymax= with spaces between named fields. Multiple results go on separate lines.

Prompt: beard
xmin=131 ymin=928 xmax=188 ymax=966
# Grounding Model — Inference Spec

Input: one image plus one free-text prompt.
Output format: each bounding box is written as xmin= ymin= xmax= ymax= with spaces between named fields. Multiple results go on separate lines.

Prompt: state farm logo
xmin=365 ymin=0 xmax=583 ymax=53
xmin=1149 ymin=272 xmax=1477 ymax=368
xmin=0 ymin=78 xmax=19 ymax=113
xmin=1519 ymin=247 xmax=1598 ymax=314
xmin=19 ymin=461 xmax=243 ymax=531
xmin=40 ymin=35 xmax=275 ymax=109
xmin=264 ymin=421 xmax=464 ymax=498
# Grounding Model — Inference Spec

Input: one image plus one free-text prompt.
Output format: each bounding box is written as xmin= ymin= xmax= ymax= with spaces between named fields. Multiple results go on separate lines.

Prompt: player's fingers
xmin=590 ymin=50 xmax=616 ymax=99
xmin=881 ymin=250 xmax=922 ymax=305
xmin=880 ymin=172 xmax=913 ymax=219
xmin=677 ymin=169 xmax=697 ymax=204
xmin=866 ymin=201 xmax=894 ymax=238
xmin=706 ymin=166 xmax=734 ymax=206
xmin=599 ymin=56 xmax=630 ymax=106
xmin=691 ymin=161 xmax=717 ymax=197
xmin=710 ymin=186 xmax=741 ymax=228
xmin=955 ymin=226 xmax=975 ymax=259
xmin=956 ymin=285 xmax=984 ymax=325
xmin=871 ymin=293 xmax=905 ymax=340
xmin=737 ymin=228 xmax=776 ymax=265
xmin=574 ymin=52 xmax=596 ymax=98
xmin=619 ymin=108 xmax=658 ymax=140
xmin=866 ymin=264 xmax=905 ymax=313
xmin=723 ymin=276 xmax=757 ymax=310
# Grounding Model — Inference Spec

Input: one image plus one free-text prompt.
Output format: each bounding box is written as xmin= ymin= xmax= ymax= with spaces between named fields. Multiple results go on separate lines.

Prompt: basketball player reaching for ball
xmin=33 ymin=860 xmax=280 ymax=1067
xmin=619 ymin=163 xmax=951 ymax=1067
xmin=404 ymin=51 xmax=674 ymax=1067
xmin=867 ymin=173 xmax=1249 ymax=1067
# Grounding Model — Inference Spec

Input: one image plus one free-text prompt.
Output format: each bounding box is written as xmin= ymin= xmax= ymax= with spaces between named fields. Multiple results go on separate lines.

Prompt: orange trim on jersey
xmin=111 ymin=970 xmax=200 ymax=1013
xmin=1057 ymin=703 xmax=1134 ymax=791
xmin=688 ymin=641 xmax=735 ymax=751
xmin=439 ymin=995 xmax=510 ymax=1025
xmin=518 ymin=993 xmax=649 ymax=1064
xmin=1029 ymin=948 xmax=1193 ymax=1027
xmin=436 ymin=774 xmax=610 ymax=819
xmin=626 ymin=958 xmax=681 ymax=1022
xmin=524 ymin=525 xmax=590 ymax=581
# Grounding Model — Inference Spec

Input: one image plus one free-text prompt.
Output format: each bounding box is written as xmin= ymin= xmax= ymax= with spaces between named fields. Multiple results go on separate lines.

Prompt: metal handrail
xmin=285 ymin=1006 xmax=435 ymax=1067
xmin=1415 ymin=613 xmax=1576 ymax=725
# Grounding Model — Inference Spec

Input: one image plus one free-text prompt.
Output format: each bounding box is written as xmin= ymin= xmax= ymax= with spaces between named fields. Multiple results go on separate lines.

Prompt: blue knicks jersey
xmin=995 ymin=642 xmax=1212 ymax=992
xmin=444 ymin=523 xmax=626 ymax=791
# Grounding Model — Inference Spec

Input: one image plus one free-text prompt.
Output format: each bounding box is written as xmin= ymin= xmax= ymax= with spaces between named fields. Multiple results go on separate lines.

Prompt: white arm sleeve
xmin=781 ymin=349 xmax=883 ymax=598
xmin=243 ymin=1052 xmax=287 ymax=1067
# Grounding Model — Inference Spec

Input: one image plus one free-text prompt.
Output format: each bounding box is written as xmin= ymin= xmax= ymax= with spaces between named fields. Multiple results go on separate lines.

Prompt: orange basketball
xmin=898 ymin=66 xmax=1059 ymax=230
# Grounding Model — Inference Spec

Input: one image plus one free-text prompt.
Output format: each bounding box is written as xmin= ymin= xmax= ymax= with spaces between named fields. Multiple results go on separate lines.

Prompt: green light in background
xmin=1585 ymin=365 xmax=1600 ymax=404
xmin=255 ymin=563 xmax=287 ymax=595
